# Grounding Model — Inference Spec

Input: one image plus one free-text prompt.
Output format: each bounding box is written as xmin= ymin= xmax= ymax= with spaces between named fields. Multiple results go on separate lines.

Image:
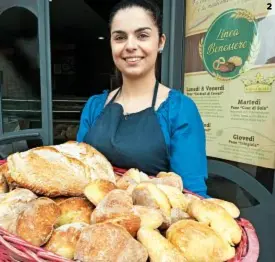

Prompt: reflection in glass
xmin=0 ymin=6 xmax=41 ymax=133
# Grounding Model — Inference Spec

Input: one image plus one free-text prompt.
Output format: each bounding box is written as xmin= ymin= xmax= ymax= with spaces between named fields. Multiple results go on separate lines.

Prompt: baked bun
xmin=137 ymin=227 xmax=187 ymax=262
xmin=0 ymin=188 xmax=37 ymax=233
xmin=156 ymin=184 xmax=189 ymax=211
xmin=116 ymin=176 xmax=137 ymax=191
xmin=133 ymin=205 xmax=163 ymax=229
xmin=16 ymin=197 xmax=61 ymax=246
xmin=187 ymin=199 xmax=242 ymax=245
xmin=84 ymin=179 xmax=116 ymax=206
xmin=150 ymin=172 xmax=184 ymax=191
xmin=132 ymin=182 xmax=171 ymax=217
xmin=205 ymin=198 xmax=240 ymax=218
xmin=166 ymin=220 xmax=235 ymax=262
xmin=74 ymin=222 xmax=148 ymax=262
xmin=45 ymin=222 xmax=89 ymax=259
xmin=91 ymin=189 xmax=133 ymax=224
xmin=56 ymin=197 xmax=94 ymax=227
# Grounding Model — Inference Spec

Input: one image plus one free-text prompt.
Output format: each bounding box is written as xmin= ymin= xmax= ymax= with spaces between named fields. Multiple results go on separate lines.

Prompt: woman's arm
xmin=77 ymin=96 xmax=98 ymax=142
xmin=169 ymin=94 xmax=209 ymax=198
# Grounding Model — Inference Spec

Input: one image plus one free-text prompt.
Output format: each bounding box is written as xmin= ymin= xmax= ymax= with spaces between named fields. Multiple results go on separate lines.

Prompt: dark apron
xmin=83 ymin=81 xmax=169 ymax=175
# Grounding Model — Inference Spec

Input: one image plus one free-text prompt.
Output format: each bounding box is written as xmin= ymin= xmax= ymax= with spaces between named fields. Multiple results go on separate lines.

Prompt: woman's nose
xmin=125 ymin=36 xmax=138 ymax=52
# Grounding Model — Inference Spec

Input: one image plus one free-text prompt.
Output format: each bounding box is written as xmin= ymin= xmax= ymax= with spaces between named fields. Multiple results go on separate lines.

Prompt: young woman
xmin=77 ymin=0 xmax=208 ymax=197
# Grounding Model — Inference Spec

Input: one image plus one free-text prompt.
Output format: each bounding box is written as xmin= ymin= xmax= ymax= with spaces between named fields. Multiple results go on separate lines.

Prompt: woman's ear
xmin=158 ymin=34 xmax=166 ymax=53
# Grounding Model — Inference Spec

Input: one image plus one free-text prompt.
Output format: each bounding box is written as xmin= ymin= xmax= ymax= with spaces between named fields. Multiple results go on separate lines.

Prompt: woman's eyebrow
xmin=111 ymin=27 xmax=152 ymax=35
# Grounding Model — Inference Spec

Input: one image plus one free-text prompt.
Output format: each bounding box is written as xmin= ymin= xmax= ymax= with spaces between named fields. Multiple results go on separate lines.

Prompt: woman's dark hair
xmin=109 ymin=0 xmax=163 ymax=88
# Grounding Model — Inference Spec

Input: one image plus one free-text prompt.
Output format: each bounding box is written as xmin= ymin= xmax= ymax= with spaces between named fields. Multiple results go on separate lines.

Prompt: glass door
xmin=0 ymin=0 xmax=52 ymax=157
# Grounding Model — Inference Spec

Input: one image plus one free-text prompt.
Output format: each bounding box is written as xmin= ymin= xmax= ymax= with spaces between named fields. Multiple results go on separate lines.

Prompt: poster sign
xmin=184 ymin=5 xmax=275 ymax=168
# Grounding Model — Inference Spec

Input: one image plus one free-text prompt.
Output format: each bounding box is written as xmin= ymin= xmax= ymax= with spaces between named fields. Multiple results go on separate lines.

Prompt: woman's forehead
xmin=111 ymin=7 xmax=156 ymax=32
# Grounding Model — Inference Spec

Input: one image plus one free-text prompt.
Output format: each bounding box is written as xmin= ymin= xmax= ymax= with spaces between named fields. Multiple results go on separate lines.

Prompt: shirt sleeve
xmin=169 ymin=93 xmax=209 ymax=198
xmin=77 ymin=96 xmax=98 ymax=142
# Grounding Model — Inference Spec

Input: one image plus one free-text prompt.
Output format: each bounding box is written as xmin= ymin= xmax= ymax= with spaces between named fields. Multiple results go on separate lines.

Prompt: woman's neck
xmin=121 ymin=73 xmax=157 ymax=99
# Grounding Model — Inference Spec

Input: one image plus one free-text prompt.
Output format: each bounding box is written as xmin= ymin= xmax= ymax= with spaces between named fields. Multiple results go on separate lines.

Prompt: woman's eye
xmin=115 ymin=35 xmax=125 ymax=41
xmin=138 ymin=34 xmax=149 ymax=39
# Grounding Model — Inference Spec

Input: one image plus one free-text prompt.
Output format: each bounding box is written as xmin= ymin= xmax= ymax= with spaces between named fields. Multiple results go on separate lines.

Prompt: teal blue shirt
xmin=77 ymin=89 xmax=208 ymax=197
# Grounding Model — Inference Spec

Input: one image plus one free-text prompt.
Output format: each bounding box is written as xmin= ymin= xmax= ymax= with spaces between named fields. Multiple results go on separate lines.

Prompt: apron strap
xmin=151 ymin=80 xmax=159 ymax=108
xmin=108 ymin=87 xmax=121 ymax=104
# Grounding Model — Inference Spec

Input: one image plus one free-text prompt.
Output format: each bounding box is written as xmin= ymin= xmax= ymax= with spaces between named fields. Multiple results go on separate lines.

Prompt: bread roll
xmin=124 ymin=168 xmax=141 ymax=183
xmin=91 ymin=189 xmax=133 ymax=224
xmin=45 ymin=222 xmax=89 ymax=259
xmin=187 ymin=199 xmax=242 ymax=245
xmin=116 ymin=176 xmax=137 ymax=190
xmin=156 ymin=184 xmax=189 ymax=211
xmin=166 ymin=220 xmax=235 ymax=262
xmin=153 ymin=172 xmax=184 ymax=191
xmin=0 ymin=163 xmax=8 ymax=193
xmin=205 ymin=198 xmax=240 ymax=218
xmin=102 ymin=213 xmax=141 ymax=237
xmin=0 ymin=188 xmax=37 ymax=233
xmin=56 ymin=197 xmax=94 ymax=227
xmin=74 ymin=222 xmax=148 ymax=262
xmin=51 ymin=197 xmax=68 ymax=205
xmin=137 ymin=227 xmax=187 ymax=262
xmin=84 ymin=179 xmax=116 ymax=206
xmin=170 ymin=208 xmax=192 ymax=224
xmin=133 ymin=205 xmax=163 ymax=229
xmin=132 ymin=182 xmax=171 ymax=217
xmin=16 ymin=197 xmax=61 ymax=246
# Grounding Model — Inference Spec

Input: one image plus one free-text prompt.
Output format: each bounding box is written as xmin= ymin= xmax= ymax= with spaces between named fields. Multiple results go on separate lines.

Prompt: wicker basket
xmin=0 ymin=162 xmax=259 ymax=262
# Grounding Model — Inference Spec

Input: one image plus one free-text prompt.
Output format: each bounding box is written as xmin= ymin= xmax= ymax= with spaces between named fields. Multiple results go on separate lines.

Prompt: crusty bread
xmin=170 ymin=208 xmax=192 ymax=224
xmin=84 ymin=179 xmax=116 ymax=206
xmin=156 ymin=184 xmax=189 ymax=211
xmin=137 ymin=227 xmax=187 ymax=262
xmin=187 ymin=199 xmax=242 ymax=245
xmin=74 ymin=222 xmax=148 ymax=262
xmin=166 ymin=220 xmax=235 ymax=262
xmin=56 ymin=197 xmax=94 ymax=227
xmin=132 ymin=182 xmax=171 ymax=217
xmin=16 ymin=197 xmax=61 ymax=246
xmin=51 ymin=197 xmax=68 ymax=205
xmin=0 ymin=163 xmax=17 ymax=191
xmin=45 ymin=222 xmax=89 ymax=259
xmin=0 ymin=188 xmax=37 ymax=233
xmin=133 ymin=205 xmax=163 ymax=229
xmin=123 ymin=168 xmax=141 ymax=183
xmin=0 ymin=163 xmax=8 ymax=193
xmin=205 ymin=198 xmax=240 ymax=218
xmin=91 ymin=189 xmax=133 ymax=224
xmin=116 ymin=176 xmax=137 ymax=191
xmin=7 ymin=141 xmax=116 ymax=197
xmin=102 ymin=213 xmax=141 ymax=237
xmin=53 ymin=141 xmax=116 ymax=183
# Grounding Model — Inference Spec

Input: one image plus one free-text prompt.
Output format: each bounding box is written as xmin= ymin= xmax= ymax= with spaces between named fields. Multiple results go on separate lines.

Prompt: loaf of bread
xmin=116 ymin=176 xmax=137 ymax=190
xmin=0 ymin=188 xmax=37 ymax=233
xmin=205 ymin=198 xmax=240 ymax=218
xmin=74 ymin=222 xmax=148 ymax=262
xmin=132 ymin=182 xmax=171 ymax=217
xmin=91 ymin=189 xmax=133 ymax=224
xmin=133 ymin=205 xmax=163 ymax=229
xmin=137 ymin=227 xmax=187 ymax=262
xmin=53 ymin=141 xmax=116 ymax=183
xmin=84 ymin=179 xmax=116 ymax=206
xmin=7 ymin=141 xmax=116 ymax=197
xmin=187 ymin=199 xmax=242 ymax=245
xmin=166 ymin=220 xmax=235 ymax=262
xmin=16 ymin=197 xmax=61 ymax=246
xmin=55 ymin=197 xmax=94 ymax=227
xmin=0 ymin=163 xmax=8 ymax=193
xmin=170 ymin=208 xmax=192 ymax=224
xmin=45 ymin=222 xmax=89 ymax=259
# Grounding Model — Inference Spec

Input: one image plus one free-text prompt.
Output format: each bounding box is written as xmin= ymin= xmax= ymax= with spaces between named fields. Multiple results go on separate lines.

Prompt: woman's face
xmin=110 ymin=7 xmax=165 ymax=79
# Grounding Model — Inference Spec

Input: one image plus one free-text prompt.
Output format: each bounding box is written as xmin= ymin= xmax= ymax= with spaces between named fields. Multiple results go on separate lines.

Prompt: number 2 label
xmin=267 ymin=3 xmax=272 ymax=10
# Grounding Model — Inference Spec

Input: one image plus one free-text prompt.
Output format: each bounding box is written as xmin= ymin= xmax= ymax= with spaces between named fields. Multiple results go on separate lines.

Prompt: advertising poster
xmin=184 ymin=2 xmax=275 ymax=168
